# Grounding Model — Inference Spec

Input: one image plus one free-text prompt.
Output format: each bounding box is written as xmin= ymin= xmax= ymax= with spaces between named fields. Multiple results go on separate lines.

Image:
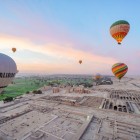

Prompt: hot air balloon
xmin=95 ymin=73 xmax=101 ymax=80
xmin=0 ymin=53 xmax=18 ymax=94
xmin=12 ymin=48 xmax=16 ymax=53
xmin=110 ymin=20 xmax=130 ymax=44
xmin=112 ymin=63 xmax=128 ymax=81
xmin=79 ymin=60 xmax=82 ymax=64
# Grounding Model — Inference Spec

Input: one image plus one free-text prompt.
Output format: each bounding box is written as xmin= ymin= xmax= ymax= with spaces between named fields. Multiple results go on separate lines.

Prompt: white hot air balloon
xmin=0 ymin=53 xmax=17 ymax=93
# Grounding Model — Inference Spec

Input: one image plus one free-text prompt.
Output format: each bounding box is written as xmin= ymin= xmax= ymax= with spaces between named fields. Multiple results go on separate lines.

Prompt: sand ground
xmin=0 ymin=76 xmax=140 ymax=140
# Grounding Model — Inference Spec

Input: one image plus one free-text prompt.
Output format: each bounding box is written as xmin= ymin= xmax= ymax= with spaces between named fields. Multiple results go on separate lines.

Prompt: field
xmin=0 ymin=77 xmax=49 ymax=101
xmin=0 ymin=76 xmax=93 ymax=101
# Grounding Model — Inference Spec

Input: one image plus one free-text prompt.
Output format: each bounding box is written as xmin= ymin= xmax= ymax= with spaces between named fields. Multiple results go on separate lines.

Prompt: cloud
xmin=0 ymin=2 xmax=96 ymax=54
xmin=0 ymin=34 xmax=118 ymax=74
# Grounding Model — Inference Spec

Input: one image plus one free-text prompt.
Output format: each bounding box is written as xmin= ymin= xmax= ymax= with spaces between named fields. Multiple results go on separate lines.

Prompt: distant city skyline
xmin=0 ymin=0 xmax=140 ymax=75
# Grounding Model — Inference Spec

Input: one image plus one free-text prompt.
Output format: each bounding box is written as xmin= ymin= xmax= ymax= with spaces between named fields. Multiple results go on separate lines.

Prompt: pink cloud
xmin=0 ymin=4 xmax=95 ymax=54
xmin=0 ymin=34 xmax=118 ymax=74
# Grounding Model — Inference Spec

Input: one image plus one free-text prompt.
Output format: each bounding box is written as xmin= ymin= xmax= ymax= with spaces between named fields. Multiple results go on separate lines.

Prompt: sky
xmin=0 ymin=0 xmax=140 ymax=75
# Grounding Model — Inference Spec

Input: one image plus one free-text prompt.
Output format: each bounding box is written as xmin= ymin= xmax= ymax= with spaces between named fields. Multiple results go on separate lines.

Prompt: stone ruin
xmin=101 ymin=90 xmax=140 ymax=114
xmin=53 ymin=87 xmax=60 ymax=93
xmin=39 ymin=86 xmax=52 ymax=91
xmin=66 ymin=85 xmax=91 ymax=94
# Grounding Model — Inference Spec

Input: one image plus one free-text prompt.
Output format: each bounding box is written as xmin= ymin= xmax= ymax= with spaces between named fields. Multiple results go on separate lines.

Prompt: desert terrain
xmin=0 ymin=76 xmax=140 ymax=140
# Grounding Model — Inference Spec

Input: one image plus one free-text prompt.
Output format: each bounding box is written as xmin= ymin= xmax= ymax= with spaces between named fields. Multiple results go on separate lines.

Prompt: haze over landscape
xmin=0 ymin=0 xmax=140 ymax=75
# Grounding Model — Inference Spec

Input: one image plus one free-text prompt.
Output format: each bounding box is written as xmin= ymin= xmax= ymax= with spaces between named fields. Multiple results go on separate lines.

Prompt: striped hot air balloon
xmin=110 ymin=20 xmax=130 ymax=44
xmin=112 ymin=63 xmax=128 ymax=81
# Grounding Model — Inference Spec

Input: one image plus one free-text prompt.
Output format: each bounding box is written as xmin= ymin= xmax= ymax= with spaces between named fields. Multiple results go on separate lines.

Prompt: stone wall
xmin=53 ymin=87 xmax=60 ymax=93
xmin=40 ymin=86 xmax=52 ymax=91
xmin=66 ymin=85 xmax=91 ymax=94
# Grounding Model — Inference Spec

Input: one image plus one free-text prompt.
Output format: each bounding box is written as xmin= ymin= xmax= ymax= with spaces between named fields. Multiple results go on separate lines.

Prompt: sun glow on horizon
xmin=0 ymin=1 xmax=140 ymax=75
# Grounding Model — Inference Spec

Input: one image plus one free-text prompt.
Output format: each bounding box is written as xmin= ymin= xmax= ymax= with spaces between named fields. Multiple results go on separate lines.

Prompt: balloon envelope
xmin=95 ymin=73 xmax=101 ymax=80
xmin=0 ymin=53 xmax=17 ymax=93
xmin=112 ymin=63 xmax=128 ymax=80
xmin=110 ymin=20 xmax=130 ymax=44
xmin=12 ymin=48 xmax=16 ymax=53
xmin=79 ymin=60 xmax=82 ymax=64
